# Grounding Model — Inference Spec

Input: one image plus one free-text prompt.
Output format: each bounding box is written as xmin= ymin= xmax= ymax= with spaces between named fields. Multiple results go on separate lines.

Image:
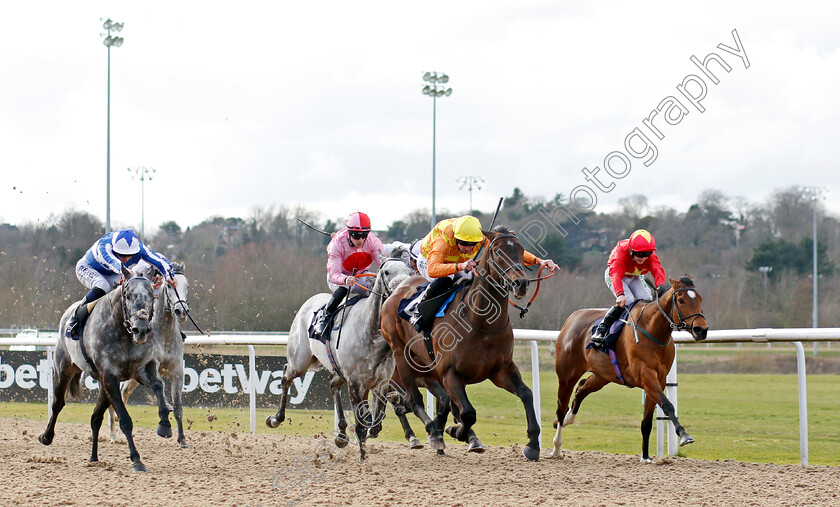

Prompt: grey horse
xmin=266 ymin=256 xmax=412 ymax=460
xmin=109 ymin=262 xmax=191 ymax=448
xmin=38 ymin=267 xmax=171 ymax=472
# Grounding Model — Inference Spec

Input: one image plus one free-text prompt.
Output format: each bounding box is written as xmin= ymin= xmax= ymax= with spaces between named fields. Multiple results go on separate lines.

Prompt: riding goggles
xmin=631 ymin=250 xmax=653 ymax=258
xmin=349 ymin=230 xmax=369 ymax=240
xmin=456 ymin=239 xmax=480 ymax=247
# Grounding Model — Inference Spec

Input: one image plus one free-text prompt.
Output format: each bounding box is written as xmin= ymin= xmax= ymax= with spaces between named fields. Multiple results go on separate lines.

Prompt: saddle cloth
xmin=397 ymin=281 xmax=468 ymax=338
xmin=586 ymin=300 xmax=643 ymax=352
xmin=307 ymin=295 xmax=364 ymax=344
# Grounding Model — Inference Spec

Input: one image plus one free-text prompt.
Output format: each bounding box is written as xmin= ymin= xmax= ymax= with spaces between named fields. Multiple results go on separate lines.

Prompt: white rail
xmin=3 ymin=327 xmax=838 ymax=464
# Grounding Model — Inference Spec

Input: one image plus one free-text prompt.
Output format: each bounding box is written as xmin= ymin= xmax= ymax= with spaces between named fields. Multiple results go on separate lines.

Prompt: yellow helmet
xmin=453 ymin=216 xmax=483 ymax=243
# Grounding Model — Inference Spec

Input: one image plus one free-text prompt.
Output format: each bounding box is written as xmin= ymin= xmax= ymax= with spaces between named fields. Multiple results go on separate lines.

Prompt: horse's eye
xmin=678 ymin=298 xmax=684 ymax=304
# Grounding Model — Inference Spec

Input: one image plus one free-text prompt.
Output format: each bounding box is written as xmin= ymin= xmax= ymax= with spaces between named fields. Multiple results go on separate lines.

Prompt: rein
xmin=625 ymin=286 xmax=705 ymax=347
xmin=349 ymin=258 xmax=405 ymax=299
xmin=172 ymin=284 xmax=206 ymax=335
xmin=655 ymin=287 xmax=705 ymax=332
xmin=472 ymin=233 xmax=553 ymax=319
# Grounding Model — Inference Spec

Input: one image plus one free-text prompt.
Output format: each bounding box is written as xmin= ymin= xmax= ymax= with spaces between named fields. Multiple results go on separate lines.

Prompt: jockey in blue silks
xmin=66 ymin=229 xmax=175 ymax=340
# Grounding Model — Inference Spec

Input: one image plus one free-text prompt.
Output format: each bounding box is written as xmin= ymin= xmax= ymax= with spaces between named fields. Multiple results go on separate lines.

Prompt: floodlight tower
xmin=421 ymin=72 xmax=452 ymax=228
xmin=102 ymin=18 xmax=125 ymax=233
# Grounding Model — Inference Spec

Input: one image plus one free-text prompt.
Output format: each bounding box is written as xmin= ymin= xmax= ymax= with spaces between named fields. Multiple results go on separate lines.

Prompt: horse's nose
xmin=513 ymin=278 xmax=529 ymax=298
xmin=693 ymin=327 xmax=708 ymax=341
xmin=131 ymin=327 xmax=148 ymax=344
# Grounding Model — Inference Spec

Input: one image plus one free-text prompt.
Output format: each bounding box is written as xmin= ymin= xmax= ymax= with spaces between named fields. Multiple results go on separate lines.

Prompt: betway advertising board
xmin=0 ymin=351 xmax=344 ymax=409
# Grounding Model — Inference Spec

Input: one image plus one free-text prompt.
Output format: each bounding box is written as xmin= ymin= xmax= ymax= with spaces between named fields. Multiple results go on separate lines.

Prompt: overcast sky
xmin=1 ymin=1 xmax=838 ymax=235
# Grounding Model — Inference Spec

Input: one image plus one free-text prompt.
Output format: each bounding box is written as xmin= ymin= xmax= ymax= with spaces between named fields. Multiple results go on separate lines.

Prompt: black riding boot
xmin=413 ymin=277 xmax=455 ymax=333
xmin=66 ymin=287 xmax=107 ymax=340
xmin=315 ymin=286 xmax=349 ymax=338
xmin=590 ymin=304 xmax=625 ymax=347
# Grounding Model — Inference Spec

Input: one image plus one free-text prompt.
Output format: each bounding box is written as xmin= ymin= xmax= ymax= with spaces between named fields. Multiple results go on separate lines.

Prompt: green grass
xmin=5 ymin=372 xmax=839 ymax=465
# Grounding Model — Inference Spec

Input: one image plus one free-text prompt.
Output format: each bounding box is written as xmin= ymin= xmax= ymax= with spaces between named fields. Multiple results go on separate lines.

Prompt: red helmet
xmin=628 ymin=229 xmax=656 ymax=252
xmin=346 ymin=211 xmax=371 ymax=232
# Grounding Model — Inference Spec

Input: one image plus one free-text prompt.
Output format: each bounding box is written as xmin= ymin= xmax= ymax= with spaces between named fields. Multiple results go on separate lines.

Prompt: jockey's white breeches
xmin=417 ymin=255 xmax=475 ymax=283
xmin=76 ymin=259 xmax=120 ymax=294
xmin=604 ymin=267 xmax=652 ymax=305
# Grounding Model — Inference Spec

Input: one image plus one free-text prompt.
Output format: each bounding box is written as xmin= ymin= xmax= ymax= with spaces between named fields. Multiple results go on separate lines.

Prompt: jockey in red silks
xmin=313 ymin=211 xmax=385 ymax=338
xmin=590 ymin=229 xmax=667 ymax=347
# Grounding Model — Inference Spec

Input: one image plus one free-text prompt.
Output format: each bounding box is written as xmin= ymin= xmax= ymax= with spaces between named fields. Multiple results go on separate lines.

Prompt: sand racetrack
xmin=1 ymin=416 xmax=838 ymax=506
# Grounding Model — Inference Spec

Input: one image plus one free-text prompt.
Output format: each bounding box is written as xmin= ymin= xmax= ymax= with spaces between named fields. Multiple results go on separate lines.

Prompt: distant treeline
xmin=1 ymin=186 xmax=838 ymax=332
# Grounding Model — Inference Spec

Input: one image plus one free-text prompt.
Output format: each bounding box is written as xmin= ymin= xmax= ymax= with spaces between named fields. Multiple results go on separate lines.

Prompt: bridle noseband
xmin=119 ymin=276 xmax=153 ymax=333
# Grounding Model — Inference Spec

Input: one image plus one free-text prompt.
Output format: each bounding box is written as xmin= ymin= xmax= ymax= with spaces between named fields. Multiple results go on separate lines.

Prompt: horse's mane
xmin=492 ymin=225 xmax=514 ymax=234
xmin=678 ymin=275 xmax=695 ymax=287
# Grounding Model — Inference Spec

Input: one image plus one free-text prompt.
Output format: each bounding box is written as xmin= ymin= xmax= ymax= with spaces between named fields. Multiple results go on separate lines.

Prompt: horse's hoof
xmin=408 ymin=437 xmax=424 ymax=450
xmin=132 ymin=461 xmax=148 ymax=472
xmin=38 ymin=433 xmax=52 ymax=446
xmin=334 ymin=433 xmax=350 ymax=449
xmin=640 ymin=457 xmax=653 ymax=464
xmin=436 ymin=449 xmax=445 ymax=456
xmin=179 ymin=442 xmax=189 ymax=449
xmin=522 ymin=445 xmax=540 ymax=461
xmin=157 ymin=424 xmax=172 ymax=439
xmin=467 ymin=438 xmax=486 ymax=453
xmin=89 ymin=457 xmax=98 ymax=463
xmin=428 ymin=435 xmax=445 ymax=452
xmin=265 ymin=415 xmax=280 ymax=428
xmin=680 ymin=434 xmax=695 ymax=446
xmin=550 ymin=448 xmax=562 ymax=459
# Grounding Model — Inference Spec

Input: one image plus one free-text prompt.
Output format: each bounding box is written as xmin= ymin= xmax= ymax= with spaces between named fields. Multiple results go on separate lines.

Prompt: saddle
xmin=397 ymin=279 xmax=470 ymax=339
xmin=586 ymin=300 xmax=643 ymax=352
xmin=307 ymin=295 xmax=364 ymax=345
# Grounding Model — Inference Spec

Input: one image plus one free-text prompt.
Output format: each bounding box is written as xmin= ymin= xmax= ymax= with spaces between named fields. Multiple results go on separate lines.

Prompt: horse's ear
xmin=669 ymin=276 xmax=678 ymax=286
xmin=121 ymin=265 xmax=133 ymax=280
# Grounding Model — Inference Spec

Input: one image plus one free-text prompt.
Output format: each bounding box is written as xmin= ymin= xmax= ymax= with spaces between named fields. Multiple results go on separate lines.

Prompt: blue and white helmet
xmin=112 ymin=229 xmax=140 ymax=256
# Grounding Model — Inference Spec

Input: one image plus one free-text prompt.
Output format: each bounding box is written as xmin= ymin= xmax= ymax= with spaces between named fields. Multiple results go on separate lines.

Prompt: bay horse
xmin=39 ymin=267 xmax=171 ymax=472
xmin=266 ymin=255 xmax=413 ymax=460
xmin=551 ymin=275 xmax=709 ymax=462
xmin=381 ymin=226 xmax=542 ymax=460
xmin=109 ymin=262 xmax=191 ymax=448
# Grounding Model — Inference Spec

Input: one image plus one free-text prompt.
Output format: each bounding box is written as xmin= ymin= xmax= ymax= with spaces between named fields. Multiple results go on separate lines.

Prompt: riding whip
xmin=297 ymin=218 xmax=332 ymax=237
xmin=487 ymin=197 xmax=504 ymax=231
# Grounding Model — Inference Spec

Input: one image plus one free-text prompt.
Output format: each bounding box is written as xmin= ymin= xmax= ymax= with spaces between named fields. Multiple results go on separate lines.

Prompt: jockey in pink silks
xmin=313 ymin=211 xmax=385 ymax=338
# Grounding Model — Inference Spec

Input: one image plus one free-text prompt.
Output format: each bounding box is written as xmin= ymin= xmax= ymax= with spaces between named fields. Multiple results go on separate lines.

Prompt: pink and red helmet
xmin=346 ymin=211 xmax=371 ymax=232
xmin=628 ymin=229 xmax=656 ymax=252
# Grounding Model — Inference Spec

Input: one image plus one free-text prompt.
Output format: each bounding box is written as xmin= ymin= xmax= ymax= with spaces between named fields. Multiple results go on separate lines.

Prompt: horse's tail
xmin=67 ymin=371 xmax=83 ymax=400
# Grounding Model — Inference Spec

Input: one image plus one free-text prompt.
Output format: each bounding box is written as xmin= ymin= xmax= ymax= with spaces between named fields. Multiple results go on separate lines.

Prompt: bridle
xmin=474 ymin=233 xmax=555 ymax=318
xmin=654 ymin=286 xmax=705 ymax=332
xmin=115 ymin=276 xmax=153 ymax=334
xmin=166 ymin=276 xmax=190 ymax=316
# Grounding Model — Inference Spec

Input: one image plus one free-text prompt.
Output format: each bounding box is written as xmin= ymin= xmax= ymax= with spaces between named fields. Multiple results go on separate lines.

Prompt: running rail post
xmin=426 ymin=390 xmax=435 ymax=417
xmin=248 ymin=345 xmax=256 ymax=434
xmin=656 ymin=398 xmax=664 ymax=458
xmin=529 ymin=340 xmax=542 ymax=449
xmin=793 ymin=342 xmax=809 ymax=465
xmin=46 ymin=346 xmax=54 ymax=420
xmin=666 ymin=356 xmax=678 ymax=456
